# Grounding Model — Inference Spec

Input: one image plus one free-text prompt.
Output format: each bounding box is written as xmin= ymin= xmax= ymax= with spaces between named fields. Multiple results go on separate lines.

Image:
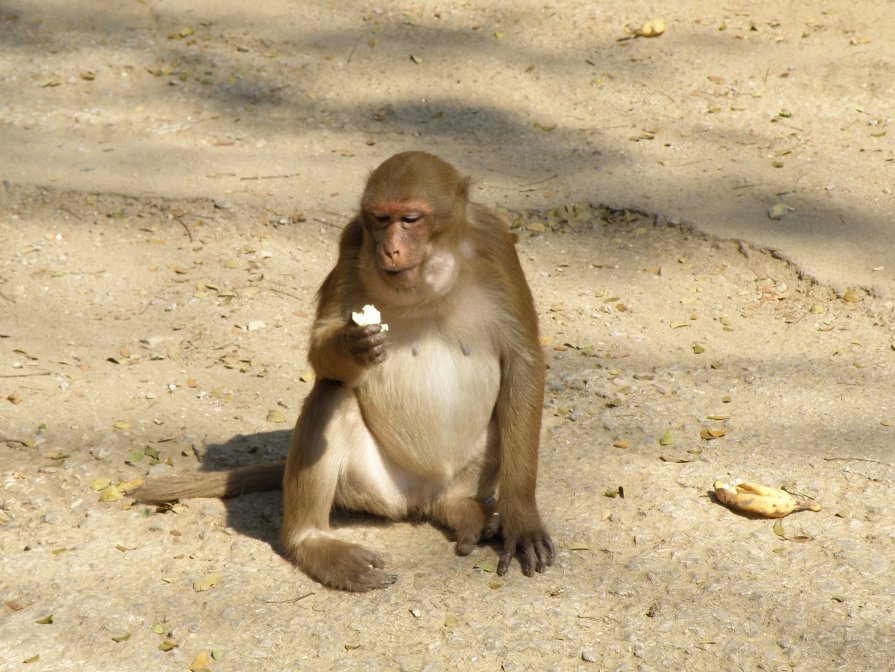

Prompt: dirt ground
xmin=1 ymin=1 xmax=894 ymax=670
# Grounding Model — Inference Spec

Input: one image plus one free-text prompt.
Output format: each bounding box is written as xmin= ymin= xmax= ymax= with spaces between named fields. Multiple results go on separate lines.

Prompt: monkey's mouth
xmin=383 ymin=265 xmax=417 ymax=278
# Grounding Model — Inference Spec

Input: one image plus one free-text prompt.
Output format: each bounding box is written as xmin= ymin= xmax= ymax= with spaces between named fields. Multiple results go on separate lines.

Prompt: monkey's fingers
xmin=536 ymin=534 xmax=557 ymax=572
xmin=496 ymin=540 xmax=515 ymax=577
xmin=346 ymin=324 xmax=388 ymax=365
xmin=497 ymin=532 xmax=556 ymax=577
xmin=519 ymin=542 xmax=537 ymax=577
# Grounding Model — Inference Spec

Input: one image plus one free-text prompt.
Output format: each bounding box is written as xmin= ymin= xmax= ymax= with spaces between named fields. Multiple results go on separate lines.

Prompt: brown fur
xmin=136 ymin=151 xmax=554 ymax=591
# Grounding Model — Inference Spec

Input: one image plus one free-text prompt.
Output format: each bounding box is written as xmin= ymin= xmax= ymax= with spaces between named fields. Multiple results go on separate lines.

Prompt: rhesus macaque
xmin=137 ymin=151 xmax=554 ymax=591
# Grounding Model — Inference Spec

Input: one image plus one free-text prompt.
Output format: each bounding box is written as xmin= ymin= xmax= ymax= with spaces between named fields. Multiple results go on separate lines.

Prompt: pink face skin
xmin=366 ymin=200 xmax=434 ymax=290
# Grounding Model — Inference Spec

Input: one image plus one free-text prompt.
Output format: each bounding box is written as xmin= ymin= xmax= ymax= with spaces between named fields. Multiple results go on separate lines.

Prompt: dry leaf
xmin=568 ymin=541 xmax=591 ymax=550
xmin=630 ymin=18 xmax=666 ymax=37
xmin=98 ymin=485 xmax=124 ymax=502
xmin=111 ymin=633 xmax=131 ymax=643
xmin=473 ymin=560 xmax=496 ymax=573
xmin=660 ymin=453 xmax=694 ymax=463
xmin=117 ymin=477 xmax=144 ymax=494
xmin=113 ymin=420 xmax=131 ymax=430
xmin=193 ymin=572 xmax=222 ymax=592
xmin=773 ymin=518 xmax=785 ymax=537
xmin=189 ymin=651 xmax=211 ymax=671
xmin=658 ymin=430 xmax=675 ymax=446
xmin=167 ymin=342 xmax=183 ymax=360
xmin=125 ymin=448 xmax=145 ymax=465
xmin=768 ymin=203 xmax=791 ymax=220
xmin=266 ymin=409 xmax=287 ymax=423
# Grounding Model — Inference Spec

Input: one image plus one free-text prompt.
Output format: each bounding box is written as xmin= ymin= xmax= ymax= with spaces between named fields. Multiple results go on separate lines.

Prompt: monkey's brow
xmin=369 ymin=199 xmax=432 ymax=215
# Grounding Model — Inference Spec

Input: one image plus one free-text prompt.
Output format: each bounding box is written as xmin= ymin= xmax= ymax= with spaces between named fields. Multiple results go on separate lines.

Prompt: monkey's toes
xmin=482 ymin=512 xmax=500 ymax=540
xmin=335 ymin=545 xmax=397 ymax=591
xmin=355 ymin=568 xmax=399 ymax=591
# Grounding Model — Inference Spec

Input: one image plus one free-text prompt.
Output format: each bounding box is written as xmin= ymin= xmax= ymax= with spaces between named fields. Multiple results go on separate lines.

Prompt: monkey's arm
xmin=309 ymin=317 xmax=386 ymax=386
xmin=308 ymin=220 xmax=387 ymax=385
xmin=485 ymin=226 xmax=556 ymax=576
xmin=494 ymin=339 xmax=556 ymax=576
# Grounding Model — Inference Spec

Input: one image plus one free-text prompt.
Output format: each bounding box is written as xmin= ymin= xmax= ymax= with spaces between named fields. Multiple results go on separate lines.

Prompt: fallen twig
xmin=824 ymin=456 xmax=892 ymax=467
xmin=239 ymin=172 xmax=301 ymax=181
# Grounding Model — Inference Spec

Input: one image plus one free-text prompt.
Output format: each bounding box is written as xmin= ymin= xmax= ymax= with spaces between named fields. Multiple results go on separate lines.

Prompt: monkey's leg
xmin=281 ymin=380 xmax=400 ymax=591
xmin=430 ymin=460 xmax=501 ymax=557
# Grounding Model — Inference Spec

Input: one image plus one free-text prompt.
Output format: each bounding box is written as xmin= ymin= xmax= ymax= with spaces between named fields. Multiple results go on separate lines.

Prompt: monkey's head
xmin=359 ymin=152 xmax=470 ymax=298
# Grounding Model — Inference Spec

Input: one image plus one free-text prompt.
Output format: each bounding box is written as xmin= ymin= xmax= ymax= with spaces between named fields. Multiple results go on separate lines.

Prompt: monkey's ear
xmin=457 ymin=176 xmax=472 ymax=203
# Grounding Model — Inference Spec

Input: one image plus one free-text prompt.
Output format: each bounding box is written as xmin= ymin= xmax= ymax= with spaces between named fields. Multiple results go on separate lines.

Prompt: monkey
xmin=136 ymin=151 xmax=555 ymax=591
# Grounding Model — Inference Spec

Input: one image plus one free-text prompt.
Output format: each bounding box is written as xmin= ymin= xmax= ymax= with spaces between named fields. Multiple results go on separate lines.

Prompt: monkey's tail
xmin=134 ymin=461 xmax=286 ymax=503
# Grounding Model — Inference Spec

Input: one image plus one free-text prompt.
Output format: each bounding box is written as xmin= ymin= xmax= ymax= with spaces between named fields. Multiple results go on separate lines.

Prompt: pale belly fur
xmin=356 ymin=327 xmax=500 ymax=485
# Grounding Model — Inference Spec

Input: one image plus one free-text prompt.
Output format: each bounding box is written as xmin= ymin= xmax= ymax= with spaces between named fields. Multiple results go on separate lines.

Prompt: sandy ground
xmin=2 ymin=1 xmax=894 ymax=670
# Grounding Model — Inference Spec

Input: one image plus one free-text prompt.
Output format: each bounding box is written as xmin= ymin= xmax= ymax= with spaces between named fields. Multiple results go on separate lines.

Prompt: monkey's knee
xmin=284 ymin=532 xmax=398 ymax=592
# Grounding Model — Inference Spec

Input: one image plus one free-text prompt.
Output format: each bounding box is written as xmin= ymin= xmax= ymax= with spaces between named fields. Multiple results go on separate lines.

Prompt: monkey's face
xmin=364 ymin=202 xmax=435 ymax=292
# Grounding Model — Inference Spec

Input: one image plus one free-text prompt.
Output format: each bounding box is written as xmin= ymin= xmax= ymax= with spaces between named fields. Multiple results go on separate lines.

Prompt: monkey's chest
xmin=357 ymin=333 xmax=500 ymax=479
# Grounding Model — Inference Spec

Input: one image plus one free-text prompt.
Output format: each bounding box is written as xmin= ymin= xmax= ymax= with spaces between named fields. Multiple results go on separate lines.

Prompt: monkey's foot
xmin=431 ymin=496 xmax=499 ymax=556
xmin=292 ymin=535 xmax=398 ymax=592
xmin=497 ymin=529 xmax=556 ymax=577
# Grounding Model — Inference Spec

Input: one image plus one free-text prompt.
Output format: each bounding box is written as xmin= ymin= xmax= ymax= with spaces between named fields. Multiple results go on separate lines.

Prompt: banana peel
xmin=713 ymin=479 xmax=821 ymax=518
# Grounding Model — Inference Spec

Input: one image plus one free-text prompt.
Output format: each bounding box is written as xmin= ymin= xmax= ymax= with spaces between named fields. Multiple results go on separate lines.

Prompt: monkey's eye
xmin=372 ymin=213 xmax=391 ymax=225
xmin=401 ymin=214 xmax=421 ymax=224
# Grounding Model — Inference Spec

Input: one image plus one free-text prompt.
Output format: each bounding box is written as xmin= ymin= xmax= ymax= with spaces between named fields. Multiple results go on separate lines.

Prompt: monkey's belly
xmin=356 ymin=335 xmax=500 ymax=484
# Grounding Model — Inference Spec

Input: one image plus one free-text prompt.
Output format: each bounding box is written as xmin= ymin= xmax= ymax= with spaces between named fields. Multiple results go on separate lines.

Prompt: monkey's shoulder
xmin=466 ymin=202 xmax=512 ymax=238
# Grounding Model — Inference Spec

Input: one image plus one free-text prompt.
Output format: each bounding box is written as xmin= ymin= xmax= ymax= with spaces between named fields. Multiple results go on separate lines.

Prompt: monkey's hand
xmin=345 ymin=323 xmax=388 ymax=366
xmin=497 ymin=519 xmax=556 ymax=578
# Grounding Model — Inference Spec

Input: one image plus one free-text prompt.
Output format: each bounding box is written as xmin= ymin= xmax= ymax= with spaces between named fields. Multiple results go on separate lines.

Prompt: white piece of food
xmin=351 ymin=304 xmax=389 ymax=331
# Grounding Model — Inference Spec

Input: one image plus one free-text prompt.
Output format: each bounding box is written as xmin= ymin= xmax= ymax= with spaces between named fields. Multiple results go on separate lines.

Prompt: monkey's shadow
xmin=198 ymin=430 xmax=444 ymax=562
